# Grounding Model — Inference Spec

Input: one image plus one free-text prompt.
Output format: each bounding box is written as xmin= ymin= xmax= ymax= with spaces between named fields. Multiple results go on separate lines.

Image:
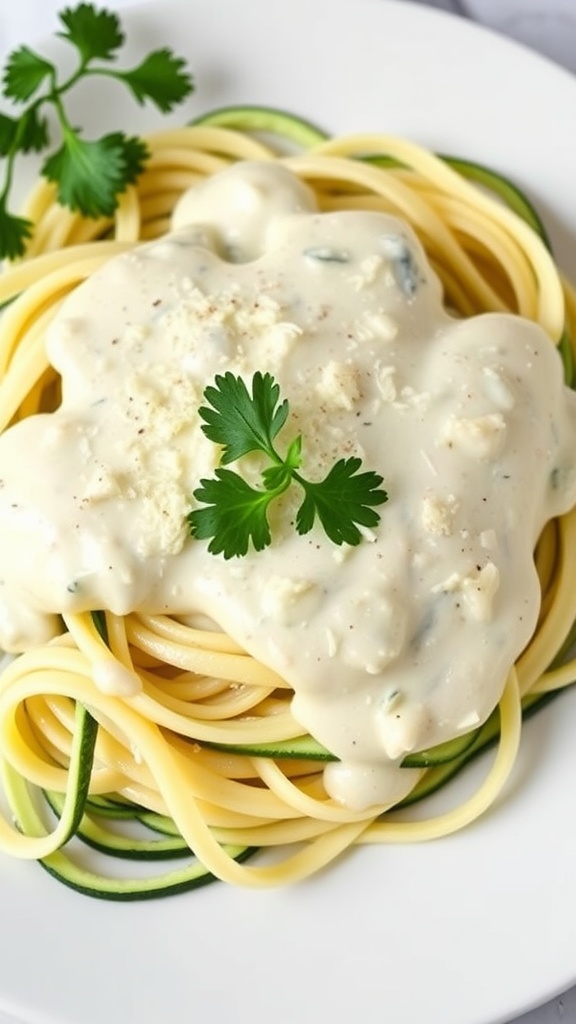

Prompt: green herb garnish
xmin=187 ymin=371 xmax=389 ymax=559
xmin=0 ymin=3 xmax=194 ymax=259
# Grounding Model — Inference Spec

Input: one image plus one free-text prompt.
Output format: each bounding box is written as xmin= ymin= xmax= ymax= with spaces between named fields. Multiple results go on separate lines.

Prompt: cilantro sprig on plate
xmin=0 ymin=3 xmax=194 ymax=259
xmin=188 ymin=372 xmax=389 ymax=559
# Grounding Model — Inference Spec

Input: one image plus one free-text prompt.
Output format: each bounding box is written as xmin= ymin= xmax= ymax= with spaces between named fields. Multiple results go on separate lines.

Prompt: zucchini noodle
xmin=1 ymin=107 xmax=575 ymax=898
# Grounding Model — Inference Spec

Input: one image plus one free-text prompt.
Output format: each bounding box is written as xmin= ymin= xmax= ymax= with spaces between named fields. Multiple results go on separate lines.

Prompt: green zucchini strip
xmin=2 ymin=701 xmax=97 ymax=848
xmin=191 ymin=104 xmax=328 ymax=148
xmin=44 ymin=789 xmax=189 ymax=861
xmin=37 ymin=844 xmax=258 ymax=900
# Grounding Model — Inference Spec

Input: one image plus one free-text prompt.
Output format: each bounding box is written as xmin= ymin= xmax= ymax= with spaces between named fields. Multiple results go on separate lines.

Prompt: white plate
xmin=2 ymin=2 xmax=576 ymax=1023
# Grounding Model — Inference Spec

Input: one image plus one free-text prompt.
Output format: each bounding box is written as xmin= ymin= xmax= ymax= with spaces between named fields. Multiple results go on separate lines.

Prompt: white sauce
xmin=1 ymin=161 xmax=576 ymax=809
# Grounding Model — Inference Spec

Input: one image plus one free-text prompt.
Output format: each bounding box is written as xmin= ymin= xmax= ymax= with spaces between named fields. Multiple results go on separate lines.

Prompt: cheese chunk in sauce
xmin=1 ymin=161 xmax=576 ymax=809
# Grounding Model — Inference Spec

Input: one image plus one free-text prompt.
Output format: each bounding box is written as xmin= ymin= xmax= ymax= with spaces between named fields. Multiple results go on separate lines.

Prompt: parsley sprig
xmin=188 ymin=372 xmax=389 ymax=559
xmin=0 ymin=3 xmax=194 ymax=259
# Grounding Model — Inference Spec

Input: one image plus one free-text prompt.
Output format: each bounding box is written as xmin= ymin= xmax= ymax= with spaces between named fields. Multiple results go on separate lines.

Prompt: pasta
xmin=1 ymin=111 xmax=576 ymax=897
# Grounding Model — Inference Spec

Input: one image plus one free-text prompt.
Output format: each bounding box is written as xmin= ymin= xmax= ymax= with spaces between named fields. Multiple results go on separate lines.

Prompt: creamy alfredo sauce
xmin=1 ymin=161 xmax=576 ymax=810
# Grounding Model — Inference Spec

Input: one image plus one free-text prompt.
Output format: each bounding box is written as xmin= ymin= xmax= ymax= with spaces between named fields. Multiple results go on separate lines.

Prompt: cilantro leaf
xmin=198 ymin=371 xmax=289 ymax=464
xmin=189 ymin=373 xmax=389 ymax=557
xmin=117 ymin=49 xmax=194 ymax=113
xmin=295 ymin=457 xmax=388 ymax=545
xmin=189 ymin=470 xmax=275 ymax=559
xmin=2 ymin=46 xmax=54 ymax=102
xmin=42 ymin=131 xmax=148 ymax=216
xmin=0 ymin=108 xmax=48 ymax=156
xmin=18 ymin=107 xmax=50 ymax=152
xmin=0 ymin=204 xmax=34 ymax=260
xmin=0 ymin=4 xmax=193 ymax=260
xmin=118 ymin=133 xmax=151 ymax=186
xmin=0 ymin=113 xmax=18 ymax=156
xmin=57 ymin=3 xmax=124 ymax=63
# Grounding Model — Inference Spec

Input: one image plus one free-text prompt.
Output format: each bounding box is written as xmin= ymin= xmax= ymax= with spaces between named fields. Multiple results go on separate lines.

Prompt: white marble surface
xmin=0 ymin=1 xmax=575 ymax=1022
